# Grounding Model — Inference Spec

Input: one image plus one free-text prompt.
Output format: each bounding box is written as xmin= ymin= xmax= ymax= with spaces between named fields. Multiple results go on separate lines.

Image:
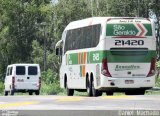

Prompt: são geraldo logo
xmin=113 ymin=25 xmax=136 ymax=36
xmin=113 ymin=24 xmax=147 ymax=37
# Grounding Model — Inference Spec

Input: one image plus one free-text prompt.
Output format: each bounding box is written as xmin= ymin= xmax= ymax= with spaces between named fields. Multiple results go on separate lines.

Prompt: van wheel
xmin=29 ymin=91 xmax=33 ymax=95
xmin=35 ymin=90 xmax=40 ymax=95
xmin=106 ymin=92 xmax=113 ymax=96
xmin=4 ymin=91 xmax=8 ymax=96
xmin=66 ymin=81 xmax=74 ymax=96
xmin=10 ymin=90 xmax=14 ymax=96
xmin=92 ymin=79 xmax=102 ymax=97
xmin=86 ymin=78 xmax=93 ymax=97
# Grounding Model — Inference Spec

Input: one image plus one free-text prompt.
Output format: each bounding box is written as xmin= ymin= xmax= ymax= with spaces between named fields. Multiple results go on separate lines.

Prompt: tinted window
xmin=16 ymin=66 xmax=25 ymax=75
xmin=7 ymin=68 xmax=10 ymax=76
xmin=28 ymin=66 xmax=37 ymax=75
xmin=10 ymin=67 xmax=13 ymax=75
xmin=6 ymin=67 xmax=13 ymax=76
xmin=64 ymin=24 xmax=101 ymax=53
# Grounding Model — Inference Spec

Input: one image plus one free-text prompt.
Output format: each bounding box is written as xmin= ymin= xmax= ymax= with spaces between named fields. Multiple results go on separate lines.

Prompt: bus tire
xmin=98 ymin=91 xmax=102 ymax=96
xmin=136 ymin=90 xmax=145 ymax=95
xmin=86 ymin=77 xmax=93 ymax=97
xmin=29 ymin=91 xmax=33 ymax=95
xmin=35 ymin=90 xmax=40 ymax=95
xmin=91 ymin=79 xmax=102 ymax=97
xmin=66 ymin=80 xmax=74 ymax=96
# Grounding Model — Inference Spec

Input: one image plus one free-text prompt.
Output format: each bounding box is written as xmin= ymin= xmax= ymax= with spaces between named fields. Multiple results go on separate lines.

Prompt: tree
xmin=0 ymin=0 xmax=51 ymax=75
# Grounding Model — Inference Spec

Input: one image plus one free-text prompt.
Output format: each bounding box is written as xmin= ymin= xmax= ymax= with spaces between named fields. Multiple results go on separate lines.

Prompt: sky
xmin=51 ymin=0 xmax=58 ymax=4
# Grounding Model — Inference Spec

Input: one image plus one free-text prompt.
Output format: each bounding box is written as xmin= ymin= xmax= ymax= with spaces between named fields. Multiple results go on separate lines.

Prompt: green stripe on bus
xmin=67 ymin=53 xmax=78 ymax=65
xmin=143 ymin=24 xmax=152 ymax=36
xmin=80 ymin=65 xmax=82 ymax=77
xmin=66 ymin=50 xmax=156 ymax=65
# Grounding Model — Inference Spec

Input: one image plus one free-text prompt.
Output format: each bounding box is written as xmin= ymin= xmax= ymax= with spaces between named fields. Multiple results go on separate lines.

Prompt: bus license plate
xmin=125 ymin=80 xmax=134 ymax=84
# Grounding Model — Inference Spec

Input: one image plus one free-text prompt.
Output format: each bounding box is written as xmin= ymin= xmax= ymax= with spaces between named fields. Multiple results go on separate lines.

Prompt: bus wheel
xmin=29 ymin=91 xmax=33 ymax=95
xmin=106 ymin=92 xmax=113 ymax=96
xmin=35 ymin=90 xmax=40 ymax=95
xmin=86 ymin=78 xmax=93 ymax=97
xmin=66 ymin=81 xmax=74 ymax=96
xmin=91 ymin=79 xmax=102 ymax=97
xmin=98 ymin=91 xmax=102 ymax=96
xmin=136 ymin=90 xmax=145 ymax=95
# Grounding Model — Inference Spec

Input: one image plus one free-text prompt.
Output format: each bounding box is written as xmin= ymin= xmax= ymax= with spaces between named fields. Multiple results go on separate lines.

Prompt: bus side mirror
xmin=56 ymin=48 xmax=59 ymax=55
xmin=55 ymin=40 xmax=63 ymax=56
xmin=56 ymin=48 xmax=62 ymax=56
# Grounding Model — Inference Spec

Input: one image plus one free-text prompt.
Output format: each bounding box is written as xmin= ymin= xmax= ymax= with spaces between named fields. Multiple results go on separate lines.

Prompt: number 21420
xmin=115 ymin=40 xmax=144 ymax=46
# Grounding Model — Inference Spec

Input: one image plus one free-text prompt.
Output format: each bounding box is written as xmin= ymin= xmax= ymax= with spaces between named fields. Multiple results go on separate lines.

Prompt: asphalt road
xmin=0 ymin=95 xmax=160 ymax=116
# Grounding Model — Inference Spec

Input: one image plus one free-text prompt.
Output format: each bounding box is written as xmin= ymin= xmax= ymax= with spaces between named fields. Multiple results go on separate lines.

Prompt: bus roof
xmin=64 ymin=17 xmax=152 ymax=31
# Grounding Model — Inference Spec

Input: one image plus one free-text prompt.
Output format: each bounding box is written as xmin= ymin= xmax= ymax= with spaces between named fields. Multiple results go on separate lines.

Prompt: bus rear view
xmin=102 ymin=18 xmax=156 ymax=95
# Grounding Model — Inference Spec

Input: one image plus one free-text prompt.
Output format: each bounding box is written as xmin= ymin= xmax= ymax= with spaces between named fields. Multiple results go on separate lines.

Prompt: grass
xmin=145 ymin=77 xmax=160 ymax=95
xmin=156 ymin=77 xmax=160 ymax=87
xmin=0 ymin=82 xmax=4 ymax=95
xmin=40 ymin=81 xmax=63 ymax=95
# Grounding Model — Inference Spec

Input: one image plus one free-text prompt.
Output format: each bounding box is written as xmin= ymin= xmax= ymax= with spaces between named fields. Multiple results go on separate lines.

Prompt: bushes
xmin=40 ymin=69 xmax=63 ymax=95
xmin=40 ymin=81 xmax=62 ymax=95
xmin=0 ymin=82 xmax=4 ymax=95
xmin=156 ymin=77 xmax=160 ymax=87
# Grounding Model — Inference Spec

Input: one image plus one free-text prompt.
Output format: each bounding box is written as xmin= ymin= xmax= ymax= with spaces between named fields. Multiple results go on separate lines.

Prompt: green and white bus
xmin=56 ymin=17 xmax=156 ymax=96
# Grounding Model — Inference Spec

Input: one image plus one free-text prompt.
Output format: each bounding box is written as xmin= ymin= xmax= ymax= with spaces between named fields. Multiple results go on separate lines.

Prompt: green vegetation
xmin=156 ymin=77 xmax=160 ymax=87
xmin=146 ymin=77 xmax=160 ymax=95
xmin=0 ymin=0 xmax=160 ymax=95
xmin=40 ymin=69 xmax=63 ymax=95
xmin=0 ymin=82 xmax=4 ymax=95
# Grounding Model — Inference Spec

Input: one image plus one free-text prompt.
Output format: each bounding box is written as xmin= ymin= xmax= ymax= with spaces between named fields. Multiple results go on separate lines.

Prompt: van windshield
xmin=16 ymin=66 xmax=25 ymax=75
xmin=28 ymin=66 xmax=37 ymax=75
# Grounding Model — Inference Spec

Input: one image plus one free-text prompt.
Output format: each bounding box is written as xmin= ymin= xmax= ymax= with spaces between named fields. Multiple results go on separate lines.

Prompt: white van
xmin=4 ymin=64 xmax=41 ymax=96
